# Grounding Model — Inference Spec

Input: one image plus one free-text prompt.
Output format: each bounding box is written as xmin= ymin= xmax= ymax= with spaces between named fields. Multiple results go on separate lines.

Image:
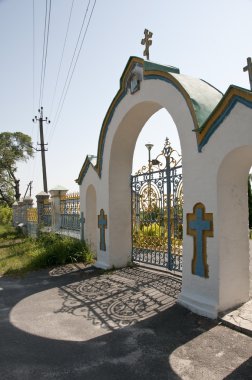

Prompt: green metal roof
xmin=144 ymin=60 xmax=180 ymax=74
xmin=143 ymin=58 xmax=223 ymax=128
xmin=170 ymin=73 xmax=223 ymax=128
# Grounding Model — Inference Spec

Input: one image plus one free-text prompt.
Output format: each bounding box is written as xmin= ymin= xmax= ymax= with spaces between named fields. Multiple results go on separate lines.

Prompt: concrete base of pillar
xmin=94 ymin=260 xmax=112 ymax=270
xmin=177 ymin=292 xmax=218 ymax=319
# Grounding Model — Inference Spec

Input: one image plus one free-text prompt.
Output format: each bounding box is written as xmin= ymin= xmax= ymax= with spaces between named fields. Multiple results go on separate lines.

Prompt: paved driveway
xmin=0 ymin=265 xmax=252 ymax=379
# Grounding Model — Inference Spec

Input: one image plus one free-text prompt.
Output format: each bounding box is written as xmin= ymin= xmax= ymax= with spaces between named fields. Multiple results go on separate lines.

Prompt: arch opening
xmin=132 ymin=108 xmax=181 ymax=173
xmin=85 ymin=184 xmax=97 ymax=256
xmin=217 ymin=146 xmax=252 ymax=311
xmin=108 ymin=102 xmax=184 ymax=271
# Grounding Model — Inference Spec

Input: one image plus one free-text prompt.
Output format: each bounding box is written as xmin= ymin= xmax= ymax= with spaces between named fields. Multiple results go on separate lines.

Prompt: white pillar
xmin=49 ymin=186 xmax=68 ymax=231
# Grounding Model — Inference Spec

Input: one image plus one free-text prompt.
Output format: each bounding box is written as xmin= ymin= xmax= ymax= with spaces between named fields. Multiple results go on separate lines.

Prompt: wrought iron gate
xmin=131 ymin=138 xmax=183 ymax=272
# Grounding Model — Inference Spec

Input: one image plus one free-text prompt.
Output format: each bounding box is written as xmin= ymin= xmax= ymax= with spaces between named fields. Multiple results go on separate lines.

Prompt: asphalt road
xmin=0 ymin=265 xmax=252 ymax=380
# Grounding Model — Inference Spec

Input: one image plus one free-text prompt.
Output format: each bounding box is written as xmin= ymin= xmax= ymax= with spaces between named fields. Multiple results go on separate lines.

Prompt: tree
xmin=0 ymin=132 xmax=33 ymax=207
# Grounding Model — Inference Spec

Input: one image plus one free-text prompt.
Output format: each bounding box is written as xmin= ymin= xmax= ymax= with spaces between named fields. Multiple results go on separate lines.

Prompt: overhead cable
xmin=39 ymin=0 xmax=52 ymax=108
xmin=31 ymin=0 xmax=36 ymax=139
xmin=50 ymin=0 xmax=91 ymax=132
xmin=48 ymin=0 xmax=96 ymax=141
xmin=48 ymin=0 xmax=75 ymax=122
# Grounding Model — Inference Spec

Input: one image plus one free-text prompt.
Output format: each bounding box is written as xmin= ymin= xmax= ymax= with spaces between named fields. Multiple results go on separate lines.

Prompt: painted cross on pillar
xmin=98 ymin=209 xmax=107 ymax=251
xmin=80 ymin=212 xmax=85 ymax=242
xmin=187 ymin=203 xmax=213 ymax=278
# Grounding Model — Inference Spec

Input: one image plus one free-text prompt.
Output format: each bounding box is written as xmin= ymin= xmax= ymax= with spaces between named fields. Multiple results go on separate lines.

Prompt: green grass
xmin=0 ymin=224 xmax=23 ymax=240
xmin=0 ymin=226 xmax=94 ymax=276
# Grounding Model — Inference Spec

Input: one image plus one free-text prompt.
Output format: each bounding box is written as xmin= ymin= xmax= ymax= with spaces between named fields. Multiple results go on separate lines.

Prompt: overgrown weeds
xmin=33 ymin=233 xmax=94 ymax=268
xmin=0 ymin=224 xmax=24 ymax=241
xmin=0 ymin=228 xmax=94 ymax=276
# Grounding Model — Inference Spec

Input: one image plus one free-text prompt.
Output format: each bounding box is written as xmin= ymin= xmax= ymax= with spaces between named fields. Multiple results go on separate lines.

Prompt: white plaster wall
xmin=217 ymin=147 xmax=251 ymax=311
xmin=178 ymin=140 xmax=221 ymax=318
xmin=204 ymin=103 xmax=252 ymax=312
xmin=79 ymin=163 xmax=110 ymax=268
xmin=85 ymin=184 xmax=97 ymax=255
xmin=180 ymin=103 xmax=252 ymax=316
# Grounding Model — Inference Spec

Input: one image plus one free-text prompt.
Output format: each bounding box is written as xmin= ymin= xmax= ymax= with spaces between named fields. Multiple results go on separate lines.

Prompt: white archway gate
xmin=77 ymin=56 xmax=252 ymax=319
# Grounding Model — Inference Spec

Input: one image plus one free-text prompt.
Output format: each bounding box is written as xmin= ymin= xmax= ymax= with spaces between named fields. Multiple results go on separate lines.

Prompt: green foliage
xmin=0 ymin=132 xmax=34 ymax=206
xmin=133 ymin=221 xmax=182 ymax=250
xmin=0 ymin=206 xmax=13 ymax=225
xmin=0 ymin=231 xmax=94 ymax=276
xmin=0 ymin=224 xmax=23 ymax=240
xmin=141 ymin=222 xmax=166 ymax=237
xmin=141 ymin=205 xmax=164 ymax=226
xmin=133 ymin=222 xmax=167 ymax=250
xmin=34 ymin=233 xmax=93 ymax=267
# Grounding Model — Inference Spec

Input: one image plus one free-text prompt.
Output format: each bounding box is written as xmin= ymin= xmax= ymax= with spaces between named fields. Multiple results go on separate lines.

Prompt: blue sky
xmin=1 ymin=0 xmax=252 ymax=197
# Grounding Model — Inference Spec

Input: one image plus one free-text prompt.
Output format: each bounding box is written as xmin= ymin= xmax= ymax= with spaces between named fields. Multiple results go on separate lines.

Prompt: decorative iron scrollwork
xmin=131 ymin=138 xmax=183 ymax=272
xmin=139 ymin=182 xmax=160 ymax=211
xmin=135 ymin=137 xmax=182 ymax=175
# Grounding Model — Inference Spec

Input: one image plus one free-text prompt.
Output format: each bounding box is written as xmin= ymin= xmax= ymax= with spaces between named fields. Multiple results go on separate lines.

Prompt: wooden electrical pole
xmin=32 ymin=107 xmax=50 ymax=193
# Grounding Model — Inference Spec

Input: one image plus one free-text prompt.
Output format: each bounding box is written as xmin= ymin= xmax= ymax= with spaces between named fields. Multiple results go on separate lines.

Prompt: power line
xmin=32 ymin=0 xmax=35 ymax=115
xmin=48 ymin=0 xmax=96 ymax=141
xmin=41 ymin=0 xmax=52 ymax=106
xmin=39 ymin=0 xmax=52 ymax=108
xmin=38 ymin=0 xmax=48 ymax=108
xmin=48 ymin=0 xmax=75 ymax=123
xmin=31 ymin=0 xmax=36 ymax=140
xmin=50 ymin=0 xmax=91 ymax=132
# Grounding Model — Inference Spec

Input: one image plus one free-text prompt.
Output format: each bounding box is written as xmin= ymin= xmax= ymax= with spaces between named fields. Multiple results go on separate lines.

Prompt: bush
xmin=0 ymin=231 xmax=94 ymax=276
xmin=32 ymin=233 xmax=94 ymax=268
xmin=0 ymin=224 xmax=23 ymax=240
xmin=133 ymin=222 xmax=183 ymax=251
xmin=0 ymin=206 xmax=13 ymax=225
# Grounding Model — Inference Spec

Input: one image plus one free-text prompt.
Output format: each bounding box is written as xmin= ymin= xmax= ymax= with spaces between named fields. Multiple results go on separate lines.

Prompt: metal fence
xmin=60 ymin=193 xmax=80 ymax=231
xmin=26 ymin=207 xmax=38 ymax=237
xmin=43 ymin=199 xmax=52 ymax=226
xmin=13 ymin=191 xmax=81 ymax=238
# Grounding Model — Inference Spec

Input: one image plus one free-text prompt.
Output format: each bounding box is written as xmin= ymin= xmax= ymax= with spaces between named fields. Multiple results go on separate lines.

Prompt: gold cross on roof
xmin=141 ymin=29 xmax=153 ymax=61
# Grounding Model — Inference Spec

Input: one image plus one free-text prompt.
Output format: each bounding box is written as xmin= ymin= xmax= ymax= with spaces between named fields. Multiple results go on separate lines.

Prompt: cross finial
xmin=243 ymin=57 xmax=252 ymax=91
xmin=141 ymin=29 xmax=153 ymax=61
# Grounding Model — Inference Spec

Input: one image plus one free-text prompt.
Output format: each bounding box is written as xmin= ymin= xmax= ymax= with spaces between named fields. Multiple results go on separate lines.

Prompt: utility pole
xmin=32 ymin=107 xmax=50 ymax=193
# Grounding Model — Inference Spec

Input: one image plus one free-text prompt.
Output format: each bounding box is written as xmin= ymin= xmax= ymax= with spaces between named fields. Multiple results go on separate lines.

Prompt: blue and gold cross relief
xmin=98 ymin=209 xmax=107 ymax=251
xmin=187 ymin=203 xmax=213 ymax=278
xmin=80 ymin=211 xmax=85 ymax=242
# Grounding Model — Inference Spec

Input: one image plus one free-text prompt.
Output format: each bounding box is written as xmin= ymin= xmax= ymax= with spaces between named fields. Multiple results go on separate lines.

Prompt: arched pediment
xmin=77 ymin=57 xmax=252 ymax=184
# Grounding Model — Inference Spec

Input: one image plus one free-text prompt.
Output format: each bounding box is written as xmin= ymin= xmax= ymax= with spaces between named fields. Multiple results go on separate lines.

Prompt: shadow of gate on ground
xmin=55 ymin=267 xmax=182 ymax=331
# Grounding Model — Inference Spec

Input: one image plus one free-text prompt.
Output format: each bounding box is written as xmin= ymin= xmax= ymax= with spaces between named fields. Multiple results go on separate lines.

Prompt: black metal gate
xmin=131 ymin=138 xmax=183 ymax=272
